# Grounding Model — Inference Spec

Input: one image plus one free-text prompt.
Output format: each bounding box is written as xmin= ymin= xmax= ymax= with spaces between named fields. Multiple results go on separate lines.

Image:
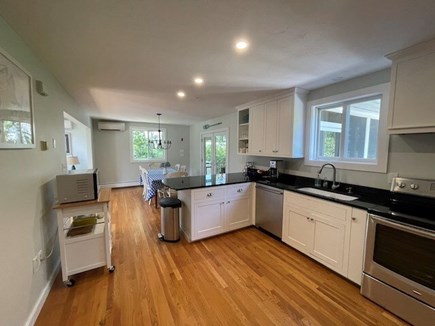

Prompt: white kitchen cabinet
xmin=236 ymin=88 xmax=306 ymax=158
xmin=387 ymin=38 xmax=435 ymax=134
xmin=194 ymin=199 xmax=226 ymax=239
xmin=347 ymin=208 xmax=368 ymax=285
xmin=283 ymin=206 xmax=314 ymax=252
xmin=248 ymin=103 xmax=266 ymax=154
xmin=264 ymin=100 xmax=278 ymax=154
xmin=178 ymin=183 xmax=253 ymax=242
xmin=264 ymin=93 xmax=305 ymax=157
xmin=226 ymin=184 xmax=253 ymax=230
xmin=282 ymin=191 xmax=352 ymax=277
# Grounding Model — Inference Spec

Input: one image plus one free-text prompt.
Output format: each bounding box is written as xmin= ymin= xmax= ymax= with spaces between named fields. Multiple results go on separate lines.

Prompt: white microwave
xmin=56 ymin=169 xmax=99 ymax=204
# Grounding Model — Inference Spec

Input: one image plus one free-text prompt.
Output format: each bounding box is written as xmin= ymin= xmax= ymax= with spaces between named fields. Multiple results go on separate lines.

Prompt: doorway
xmin=201 ymin=129 xmax=228 ymax=176
xmin=63 ymin=112 xmax=93 ymax=170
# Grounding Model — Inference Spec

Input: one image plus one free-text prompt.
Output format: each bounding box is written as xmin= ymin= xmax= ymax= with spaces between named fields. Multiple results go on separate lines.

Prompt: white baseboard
xmin=25 ymin=260 xmax=60 ymax=326
xmin=101 ymin=181 xmax=140 ymax=188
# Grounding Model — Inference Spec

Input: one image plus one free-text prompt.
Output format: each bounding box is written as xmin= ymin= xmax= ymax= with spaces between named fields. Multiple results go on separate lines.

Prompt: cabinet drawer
xmin=193 ymin=187 xmax=225 ymax=202
xmin=227 ymin=183 xmax=252 ymax=199
xmin=285 ymin=191 xmax=350 ymax=222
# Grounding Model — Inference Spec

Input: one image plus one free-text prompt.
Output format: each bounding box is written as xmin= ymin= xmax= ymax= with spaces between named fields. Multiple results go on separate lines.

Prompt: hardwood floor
xmin=36 ymin=187 xmax=408 ymax=325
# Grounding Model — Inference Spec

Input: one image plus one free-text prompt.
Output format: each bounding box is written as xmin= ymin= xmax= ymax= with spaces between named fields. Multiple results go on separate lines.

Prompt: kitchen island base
xmin=177 ymin=182 xmax=254 ymax=242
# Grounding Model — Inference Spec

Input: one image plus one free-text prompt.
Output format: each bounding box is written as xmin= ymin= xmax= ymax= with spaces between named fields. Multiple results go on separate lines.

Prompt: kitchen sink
xmin=297 ymin=187 xmax=358 ymax=201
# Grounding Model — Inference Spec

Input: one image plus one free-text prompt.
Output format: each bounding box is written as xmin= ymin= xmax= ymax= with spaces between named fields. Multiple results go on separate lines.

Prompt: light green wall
xmin=92 ymin=120 xmax=190 ymax=186
xmin=0 ymin=17 xmax=89 ymax=325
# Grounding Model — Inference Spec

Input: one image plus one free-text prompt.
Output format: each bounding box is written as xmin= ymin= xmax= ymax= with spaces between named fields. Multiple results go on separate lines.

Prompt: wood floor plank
xmin=35 ymin=187 xmax=409 ymax=325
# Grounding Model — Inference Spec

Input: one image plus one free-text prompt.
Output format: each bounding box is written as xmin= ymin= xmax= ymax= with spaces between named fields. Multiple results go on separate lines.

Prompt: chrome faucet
xmin=317 ymin=163 xmax=340 ymax=190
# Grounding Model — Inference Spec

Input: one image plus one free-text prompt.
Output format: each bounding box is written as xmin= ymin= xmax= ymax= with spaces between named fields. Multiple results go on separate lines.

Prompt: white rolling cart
xmin=53 ymin=188 xmax=115 ymax=287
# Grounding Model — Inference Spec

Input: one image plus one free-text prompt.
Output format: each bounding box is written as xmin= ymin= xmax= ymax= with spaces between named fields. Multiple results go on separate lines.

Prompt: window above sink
xmin=305 ymin=83 xmax=390 ymax=173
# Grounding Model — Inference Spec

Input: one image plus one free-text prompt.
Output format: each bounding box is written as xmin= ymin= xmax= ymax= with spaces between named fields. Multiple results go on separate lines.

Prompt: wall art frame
xmin=0 ymin=47 xmax=35 ymax=149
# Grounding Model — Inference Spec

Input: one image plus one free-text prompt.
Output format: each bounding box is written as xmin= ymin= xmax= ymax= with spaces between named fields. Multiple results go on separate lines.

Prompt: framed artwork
xmin=0 ymin=48 xmax=34 ymax=149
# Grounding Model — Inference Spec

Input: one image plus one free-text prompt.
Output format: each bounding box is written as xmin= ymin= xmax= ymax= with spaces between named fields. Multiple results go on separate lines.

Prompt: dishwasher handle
xmin=256 ymin=185 xmax=283 ymax=195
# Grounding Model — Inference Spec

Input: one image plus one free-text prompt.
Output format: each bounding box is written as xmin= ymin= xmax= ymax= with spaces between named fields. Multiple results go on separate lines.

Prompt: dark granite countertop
xmin=163 ymin=172 xmax=390 ymax=211
xmin=162 ymin=173 xmax=251 ymax=190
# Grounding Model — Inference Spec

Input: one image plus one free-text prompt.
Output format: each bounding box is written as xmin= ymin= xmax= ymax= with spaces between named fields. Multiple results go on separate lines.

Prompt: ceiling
xmin=1 ymin=0 xmax=435 ymax=125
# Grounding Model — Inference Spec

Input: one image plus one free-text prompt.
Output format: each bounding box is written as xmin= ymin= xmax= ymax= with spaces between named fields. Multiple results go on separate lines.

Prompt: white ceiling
xmin=1 ymin=0 xmax=435 ymax=125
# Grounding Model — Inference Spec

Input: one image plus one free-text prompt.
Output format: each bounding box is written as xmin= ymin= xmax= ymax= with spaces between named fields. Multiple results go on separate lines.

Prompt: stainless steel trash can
xmin=158 ymin=197 xmax=182 ymax=242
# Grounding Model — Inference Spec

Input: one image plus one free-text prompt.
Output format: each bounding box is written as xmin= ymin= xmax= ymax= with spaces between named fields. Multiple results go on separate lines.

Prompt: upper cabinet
xmin=237 ymin=108 xmax=250 ymax=154
xmin=387 ymin=38 xmax=435 ymax=134
xmin=237 ymin=88 xmax=307 ymax=158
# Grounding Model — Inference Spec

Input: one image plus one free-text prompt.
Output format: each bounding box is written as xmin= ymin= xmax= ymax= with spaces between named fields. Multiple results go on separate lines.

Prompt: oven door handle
xmin=369 ymin=214 xmax=435 ymax=238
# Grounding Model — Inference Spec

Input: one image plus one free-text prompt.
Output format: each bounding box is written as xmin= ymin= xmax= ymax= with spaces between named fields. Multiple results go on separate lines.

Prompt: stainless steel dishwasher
xmin=255 ymin=184 xmax=284 ymax=238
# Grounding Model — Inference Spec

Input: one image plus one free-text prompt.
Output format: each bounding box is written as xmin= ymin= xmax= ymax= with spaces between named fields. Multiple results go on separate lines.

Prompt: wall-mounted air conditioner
xmin=97 ymin=121 xmax=126 ymax=131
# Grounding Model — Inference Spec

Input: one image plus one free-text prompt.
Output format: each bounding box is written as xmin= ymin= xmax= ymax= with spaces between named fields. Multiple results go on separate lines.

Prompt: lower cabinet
xmin=178 ymin=183 xmax=253 ymax=242
xmin=194 ymin=199 xmax=226 ymax=239
xmin=283 ymin=191 xmax=368 ymax=284
xmin=283 ymin=191 xmax=351 ymax=276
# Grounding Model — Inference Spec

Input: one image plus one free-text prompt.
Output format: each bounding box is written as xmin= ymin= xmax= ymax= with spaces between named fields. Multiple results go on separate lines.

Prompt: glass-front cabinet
xmin=236 ymin=88 xmax=307 ymax=158
xmin=237 ymin=108 xmax=249 ymax=155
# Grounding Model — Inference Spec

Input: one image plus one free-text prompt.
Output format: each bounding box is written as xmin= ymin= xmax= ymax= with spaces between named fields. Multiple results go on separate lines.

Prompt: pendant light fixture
xmin=148 ymin=113 xmax=171 ymax=150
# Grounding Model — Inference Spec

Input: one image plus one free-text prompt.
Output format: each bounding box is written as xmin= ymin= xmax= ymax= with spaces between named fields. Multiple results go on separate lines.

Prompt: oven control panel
xmin=391 ymin=177 xmax=435 ymax=198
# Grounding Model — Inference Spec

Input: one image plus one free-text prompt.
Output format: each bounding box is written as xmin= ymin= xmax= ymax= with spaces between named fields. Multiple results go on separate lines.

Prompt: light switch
xmin=40 ymin=141 xmax=48 ymax=151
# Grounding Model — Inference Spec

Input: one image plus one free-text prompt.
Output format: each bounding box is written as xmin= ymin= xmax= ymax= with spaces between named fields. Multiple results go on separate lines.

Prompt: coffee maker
xmin=269 ymin=160 xmax=283 ymax=181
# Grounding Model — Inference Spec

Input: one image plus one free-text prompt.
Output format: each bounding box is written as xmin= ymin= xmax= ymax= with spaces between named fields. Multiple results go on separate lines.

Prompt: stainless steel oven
xmin=361 ymin=177 xmax=435 ymax=325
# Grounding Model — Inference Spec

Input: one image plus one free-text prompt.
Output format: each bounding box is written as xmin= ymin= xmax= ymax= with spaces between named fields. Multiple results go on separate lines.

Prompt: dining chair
xmin=179 ymin=165 xmax=187 ymax=172
xmin=139 ymin=165 xmax=148 ymax=197
xmin=158 ymin=171 xmax=188 ymax=198
xmin=174 ymin=164 xmax=181 ymax=171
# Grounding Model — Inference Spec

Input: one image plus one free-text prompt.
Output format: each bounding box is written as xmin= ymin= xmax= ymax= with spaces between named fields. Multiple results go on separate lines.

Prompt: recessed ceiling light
xmin=194 ymin=77 xmax=204 ymax=85
xmin=235 ymin=40 xmax=249 ymax=50
xmin=177 ymin=91 xmax=185 ymax=98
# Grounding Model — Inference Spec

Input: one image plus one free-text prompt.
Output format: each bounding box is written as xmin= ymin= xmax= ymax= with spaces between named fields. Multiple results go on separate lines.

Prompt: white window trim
xmin=305 ymin=83 xmax=390 ymax=173
xmin=129 ymin=126 xmax=168 ymax=163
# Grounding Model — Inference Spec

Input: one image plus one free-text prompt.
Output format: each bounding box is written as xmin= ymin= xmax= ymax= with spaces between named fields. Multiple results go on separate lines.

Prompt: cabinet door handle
xmin=206 ymin=193 xmax=213 ymax=198
xmin=351 ymin=217 xmax=357 ymax=221
xmin=310 ymin=218 xmax=314 ymax=222
xmin=221 ymin=202 xmax=225 ymax=205
xmin=237 ymin=189 xmax=243 ymax=192
xmin=306 ymin=217 xmax=310 ymax=220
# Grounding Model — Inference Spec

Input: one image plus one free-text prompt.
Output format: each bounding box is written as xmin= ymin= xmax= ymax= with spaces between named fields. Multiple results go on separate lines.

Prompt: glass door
xmin=201 ymin=130 xmax=228 ymax=176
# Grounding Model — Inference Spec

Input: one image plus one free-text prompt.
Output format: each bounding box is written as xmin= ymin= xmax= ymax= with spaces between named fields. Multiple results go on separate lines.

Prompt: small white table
xmin=53 ymin=188 xmax=114 ymax=287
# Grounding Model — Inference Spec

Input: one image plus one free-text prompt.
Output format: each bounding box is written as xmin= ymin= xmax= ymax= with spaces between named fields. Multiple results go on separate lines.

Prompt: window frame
xmin=129 ymin=126 xmax=167 ymax=163
xmin=305 ymin=83 xmax=390 ymax=173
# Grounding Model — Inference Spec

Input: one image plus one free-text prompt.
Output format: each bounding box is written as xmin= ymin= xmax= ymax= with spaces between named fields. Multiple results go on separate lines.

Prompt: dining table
xmin=145 ymin=167 xmax=176 ymax=207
